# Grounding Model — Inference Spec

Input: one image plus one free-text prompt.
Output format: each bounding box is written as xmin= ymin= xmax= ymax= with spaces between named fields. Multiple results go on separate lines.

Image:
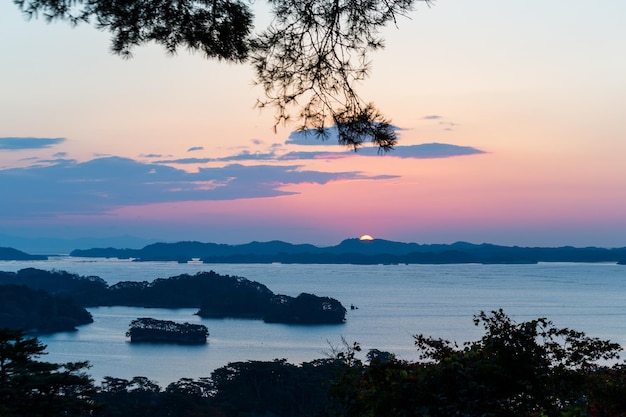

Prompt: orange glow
xmin=359 ymin=234 xmax=374 ymax=241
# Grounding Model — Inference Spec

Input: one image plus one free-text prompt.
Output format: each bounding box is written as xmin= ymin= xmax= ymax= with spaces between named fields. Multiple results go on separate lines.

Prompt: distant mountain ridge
xmin=0 ymin=234 xmax=156 ymax=255
xmin=70 ymin=239 xmax=626 ymax=265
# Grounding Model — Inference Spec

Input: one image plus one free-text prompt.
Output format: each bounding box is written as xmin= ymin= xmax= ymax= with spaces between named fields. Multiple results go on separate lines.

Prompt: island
xmin=0 ymin=269 xmax=347 ymax=327
xmin=261 ymin=293 xmax=348 ymax=324
xmin=0 ymin=247 xmax=47 ymax=261
xmin=0 ymin=284 xmax=93 ymax=333
xmin=126 ymin=318 xmax=209 ymax=344
xmin=69 ymin=239 xmax=626 ymax=265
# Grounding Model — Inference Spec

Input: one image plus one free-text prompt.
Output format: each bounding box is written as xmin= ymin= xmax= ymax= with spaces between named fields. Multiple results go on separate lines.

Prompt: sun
xmin=359 ymin=234 xmax=374 ymax=241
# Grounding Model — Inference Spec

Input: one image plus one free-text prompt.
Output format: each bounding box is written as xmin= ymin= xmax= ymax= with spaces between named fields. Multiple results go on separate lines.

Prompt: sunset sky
xmin=1 ymin=0 xmax=625 ymax=248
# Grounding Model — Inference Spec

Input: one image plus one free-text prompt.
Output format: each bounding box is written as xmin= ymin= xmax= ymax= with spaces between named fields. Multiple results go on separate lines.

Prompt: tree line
xmin=0 ymin=284 xmax=93 ymax=333
xmin=3 ymin=309 xmax=626 ymax=416
xmin=0 ymin=268 xmax=347 ymax=330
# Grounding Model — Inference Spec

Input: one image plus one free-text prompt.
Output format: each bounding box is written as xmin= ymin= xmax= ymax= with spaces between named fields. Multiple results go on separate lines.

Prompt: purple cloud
xmin=277 ymin=143 xmax=485 ymax=160
xmin=162 ymin=143 xmax=486 ymax=163
xmin=0 ymin=156 xmax=393 ymax=218
xmin=0 ymin=137 xmax=65 ymax=150
xmin=154 ymin=157 xmax=214 ymax=164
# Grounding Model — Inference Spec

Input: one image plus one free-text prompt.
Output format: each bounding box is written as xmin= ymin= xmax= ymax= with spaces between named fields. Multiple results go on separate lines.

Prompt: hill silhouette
xmin=0 ymin=247 xmax=47 ymax=260
xmin=70 ymin=239 xmax=626 ymax=265
xmin=0 ymin=268 xmax=346 ymax=326
xmin=0 ymin=284 xmax=93 ymax=332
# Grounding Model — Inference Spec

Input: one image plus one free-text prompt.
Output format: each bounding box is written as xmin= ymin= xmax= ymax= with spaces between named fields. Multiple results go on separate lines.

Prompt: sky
xmin=1 ymin=0 xmax=626 ymax=248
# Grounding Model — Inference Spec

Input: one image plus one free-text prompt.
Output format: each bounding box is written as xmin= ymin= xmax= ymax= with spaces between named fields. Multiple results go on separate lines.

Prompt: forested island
xmin=70 ymin=239 xmax=626 ymax=264
xmin=0 ymin=284 xmax=93 ymax=333
xmin=0 ymin=268 xmax=346 ymax=330
xmin=126 ymin=318 xmax=209 ymax=344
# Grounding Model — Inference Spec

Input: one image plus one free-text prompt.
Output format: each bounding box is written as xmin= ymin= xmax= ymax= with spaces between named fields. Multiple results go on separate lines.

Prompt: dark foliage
xmin=91 ymin=358 xmax=339 ymax=417
xmin=126 ymin=317 xmax=209 ymax=344
xmin=13 ymin=0 xmax=433 ymax=150
xmin=131 ymin=273 xmax=347 ymax=322
xmin=95 ymin=375 xmax=230 ymax=416
xmin=0 ymin=268 xmax=347 ymax=325
xmin=0 ymin=284 xmax=93 ymax=333
xmin=14 ymin=0 xmax=253 ymax=61
xmin=208 ymin=358 xmax=339 ymax=417
xmin=329 ymin=309 xmax=626 ymax=417
xmin=5 ymin=312 xmax=626 ymax=417
xmin=0 ymin=328 xmax=95 ymax=416
xmin=264 ymin=292 xmax=347 ymax=324
xmin=147 ymin=272 xmax=274 ymax=315
xmin=0 ymin=268 xmax=109 ymax=306
xmin=94 ymin=376 xmax=166 ymax=417
xmin=251 ymin=0 xmax=430 ymax=150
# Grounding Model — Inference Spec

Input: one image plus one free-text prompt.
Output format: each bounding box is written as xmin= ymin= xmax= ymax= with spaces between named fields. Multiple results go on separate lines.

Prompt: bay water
xmin=1 ymin=258 xmax=625 ymax=385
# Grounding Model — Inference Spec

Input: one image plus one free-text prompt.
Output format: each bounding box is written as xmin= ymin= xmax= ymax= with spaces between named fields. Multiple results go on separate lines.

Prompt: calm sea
xmin=1 ymin=257 xmax=625 ymax=385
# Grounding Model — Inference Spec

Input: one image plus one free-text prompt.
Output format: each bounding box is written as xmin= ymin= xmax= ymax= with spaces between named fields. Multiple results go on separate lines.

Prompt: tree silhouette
xmin=13 ymin=0 xmax=433 ymax=150
xmin=0 ymin=328 xmax=95 ymax=416
xmin=328 ymin=309 xmax=626 ymax=417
